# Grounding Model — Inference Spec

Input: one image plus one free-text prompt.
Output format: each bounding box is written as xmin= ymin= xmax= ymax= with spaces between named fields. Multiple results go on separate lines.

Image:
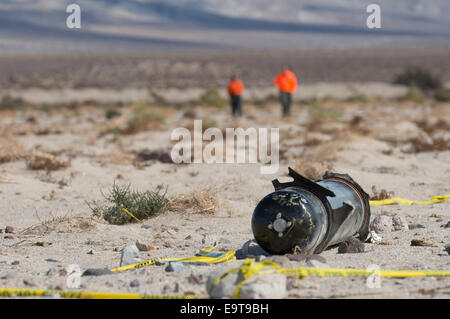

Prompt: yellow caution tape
xmin=111 ymin=247 xmax=236 ymax=272
xmin=0 ymin=288 xmax=198 ymax=299
xmin=211 ymin=259 xmax=450 ymax=299
xmin=370 ymin=195 xmax=450 ymax=207
xmin=120 ymin=206 xmax=144 ymax=224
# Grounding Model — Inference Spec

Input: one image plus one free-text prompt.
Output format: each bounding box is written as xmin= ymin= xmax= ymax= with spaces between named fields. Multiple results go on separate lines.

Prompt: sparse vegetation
xmin=0 ymin=95 xmax=27 ymax=110
xmin=397 ymin=88 xmax=425 ymax=103
xmin=167 ymin=187 xmax=218 ymax=215
xmin=196 ymin=87 xmax=226 ymax=109
xmin=88 ymin=183 xmax=169 ymax=225
xmin=25 ymin=151 xmax=70 ymax=171
xmin=122 ymin=104 xmax=166 ymax=134
xmin=0 ymin=133 xmax=26 ymax=164
xmin=434 ymin=88 xmax=450 ymax=102
xmin=394 ymin=67 xmax=441 ymax=92
xmin=105 ymin=108 xmax=121 ymax=119
xmin=370 ymin=186 xmax=394 ymax=200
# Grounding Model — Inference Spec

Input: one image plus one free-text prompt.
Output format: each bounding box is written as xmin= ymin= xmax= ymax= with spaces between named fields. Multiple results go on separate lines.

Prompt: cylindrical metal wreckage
xmin=252 ymin=167 xmax=371 ymax=255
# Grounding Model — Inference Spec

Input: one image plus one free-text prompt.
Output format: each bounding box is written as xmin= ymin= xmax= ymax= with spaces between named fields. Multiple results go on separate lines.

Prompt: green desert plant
xmin=88 ymin=183 xmax=168 ymax=225
xmin=394 ymin=67 xmax=441 ymax=91
xmin=197 ymin=87 xmax=226 ymax=109
xmin=434 ymin=88 xmax=450 ymax=102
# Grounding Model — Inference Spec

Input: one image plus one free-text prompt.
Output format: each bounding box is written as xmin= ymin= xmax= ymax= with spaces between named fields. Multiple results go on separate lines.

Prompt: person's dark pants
xmin=230 ymin=95 xmax=242 ymax=117
xmin=279 ymin=92 xmax=292 ymax=117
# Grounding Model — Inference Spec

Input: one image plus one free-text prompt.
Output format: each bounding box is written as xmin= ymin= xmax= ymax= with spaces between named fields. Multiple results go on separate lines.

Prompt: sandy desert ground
xmin=0 ymin=83 xmax=449 ymax=299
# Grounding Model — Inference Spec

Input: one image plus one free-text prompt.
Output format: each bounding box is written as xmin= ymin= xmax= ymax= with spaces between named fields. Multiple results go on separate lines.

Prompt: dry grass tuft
xmin=20 ymin=212 xmax=97 ymax=236
xmin=0 ymin=133 xmax=27 ymax=164
xmin=370 ymin=186 xmax=395 ymax=200
xmin=25 ymin=151 xmax=70 ymax=171
xmin=167 ymin=187 xmax=218 ymax=215
xmin=293 ymin=162 xmax=334 ymax=181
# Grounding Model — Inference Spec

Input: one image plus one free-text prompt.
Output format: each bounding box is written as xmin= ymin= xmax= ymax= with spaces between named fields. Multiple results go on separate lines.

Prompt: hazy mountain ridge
xmin=1 ymin=0 xmax=449 ymax=52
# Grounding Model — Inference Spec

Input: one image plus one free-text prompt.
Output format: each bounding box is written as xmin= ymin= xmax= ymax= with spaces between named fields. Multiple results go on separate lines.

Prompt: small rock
xmin=235 ymin=240 xmax=269 ymax=259
xmin=33 ymin=242 xmax=52 ymax=247
xmin=136 ymin=241 xmax=158 ymax=252
xmin=207 ymin=265 xmax=287 ymax=299
xmin=338 ymin=237 xmax=365 ymax=254
xmin=188 ymin=273 xmax=205 ymax=285
xmin=408 ymin=223 xmax=425 ymax=230
xmin=87 ymin=249 xmax=97 ymax=255
xmin=130 ymin=279 xmax=140 ymax=287
xmin=45 ymin=258 xmax=59 ymax=263
xmin=411 ymin=238 xmax=436 ymax=247
xmin=395 ymin=279 xmax=405 ymax=285
xmin=392 ymin=216 xmax=408 ymax=231
xmin=185 ymin=235 xmax=192 ymax=240
xmin=23 ymin=279 xmax=36 ymax=287
xmin=444 ymin=244 xmax=450 ymax=255
xmin=239 ymin=274 xmax=287 ymax=299
xmin=165 ymin=261 xmax=187 ymax=272
xmin=11 ymin=261 xmax=20 ymax=265
xmin=442 ymin=221 xmax=450 ymax=229
xmin=82 ymin=268 xmax=113 ymax=276
xmin=5 ymin=226 xmax=14 ymax=233
xmin=120 ymin=245 xmax=141 ymax=267
xmin=370 ymin=215 xmax=393 ymax=233
xmin=46 ymin=266 xmax=65 ymax=276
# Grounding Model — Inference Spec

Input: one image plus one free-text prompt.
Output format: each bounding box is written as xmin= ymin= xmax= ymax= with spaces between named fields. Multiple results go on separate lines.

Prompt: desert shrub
xmin=394 ymin=67 xmax=441 ymax=91
xmin=345 ymin=94 xmax=370 ymax=103
xmin=434 ymin=88 xmax=450 ymax=102
xmin=25 ymin=151 xmax=70 ymax=171
xmin=307 ymin=103 xmax=341 ymax=123
xmin=105 ymin=108 xmax=121 ymax=119
xmin=197 ymin=87 xmax=226 ymax=109
xmin=397 ymin=88 xmax=425 ymax=103
xmin=0 ymin=95 xmax=26 ymax=110
xmin=122 ymin=105 xmax=166 ymax=134
xmin=149 ymin=90 xmax=169 ymax=106
xmin=89 ymin=183 xmax=168 ymax=225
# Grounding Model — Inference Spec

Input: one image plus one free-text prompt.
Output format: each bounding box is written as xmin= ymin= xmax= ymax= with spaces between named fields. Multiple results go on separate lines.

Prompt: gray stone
xmin=370 ymin=215 xmax=393 ymax=233
xmin=87 ymin=249 xmax=97 ymax=255
xmin=5 ymin=226 xmax=14 ymax=233
xmin=235 ymin=240 xmax=269 ymax=259
xmin=392 ymin=216 xmax=408 ymax=231
xmin=239 ymin=274 xmax=287 ymax=299
xmin=206 ymin=265 xmax=287 ymax=299
xmin=408 ymin=223 xmax=425 ymax=230
xmin=120 ymin=245 xmax=141 ymax=267
xmin=130 ymin=279 xmax=140 ymax=287
xmin=46 ymin=266 xmax=65 ymax=277
xmin=82 ymin=268 xmax=113 ymax=276
xmin=444 ymin=244 xmax=450 ymax=255
xmin=338 ymin=237 xmax=365 ymax=254
xmin=165 ymin=261 xmax=188 ymax=272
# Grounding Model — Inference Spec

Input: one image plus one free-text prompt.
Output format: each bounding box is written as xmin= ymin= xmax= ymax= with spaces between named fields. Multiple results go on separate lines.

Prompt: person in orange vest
xmin=227 ymin=74 xmax=244 ymax=117
xmin=274 ymin=66 xmax=298 ymax=117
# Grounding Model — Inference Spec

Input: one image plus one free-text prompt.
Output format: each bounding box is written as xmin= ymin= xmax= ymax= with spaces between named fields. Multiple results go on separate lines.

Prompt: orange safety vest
xmin=228 ymin=79 xmax=244 ymax=96
xmin=274 ymin=70 xmax=298 ymax=93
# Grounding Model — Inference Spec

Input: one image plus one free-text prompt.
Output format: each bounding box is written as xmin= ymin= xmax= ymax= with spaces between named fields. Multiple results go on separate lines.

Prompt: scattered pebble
xmin=45 ymin=258 xmax=59 ymax=263
xmin=366 ymin=230 xmax=382 ymax=244
xmin=411 ymin=238 xmax=436 ymax=247
xmin=11 ymin=261 xmax=20 ymax=265
xmin=392 ymin=216 xmax=408 ymax=231
xmin=120 ymin=245 xmax=141 ymax=267
xmin=136 ymin=241 xmax=158 ymax=252
xmin=338 ymin=237 xmax=365 ymax=254
xmin=444 ymin=244 xmax=450 ymax=255
xmin=87 ymin=249 xmax=97 ymax=255
xmin=5 ymin=226 xmax=14 ymax=233
xmin=409 ymin=223 xmax=425 ymax=230
xmin=370 ymin=215 xmax=393 ymax=233
xmin=165 ymin=261 xmax=188 ymax=272
xmin=82 ymin=268 xmax=113 ymax=276
xmin=130 ymin=279 xmax=140 ymax=287
xmin=33 ymin=242 xmax=52 ymax=247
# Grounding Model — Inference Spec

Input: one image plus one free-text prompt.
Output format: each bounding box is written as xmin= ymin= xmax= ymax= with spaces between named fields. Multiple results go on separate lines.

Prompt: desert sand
xmin=0 ymin=84 xmax=449 ymax=299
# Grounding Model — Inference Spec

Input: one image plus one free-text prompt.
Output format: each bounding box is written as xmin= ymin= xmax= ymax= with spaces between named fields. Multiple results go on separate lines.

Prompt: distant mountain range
xmin=1 ymin=0 xmax=450 ymax=52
